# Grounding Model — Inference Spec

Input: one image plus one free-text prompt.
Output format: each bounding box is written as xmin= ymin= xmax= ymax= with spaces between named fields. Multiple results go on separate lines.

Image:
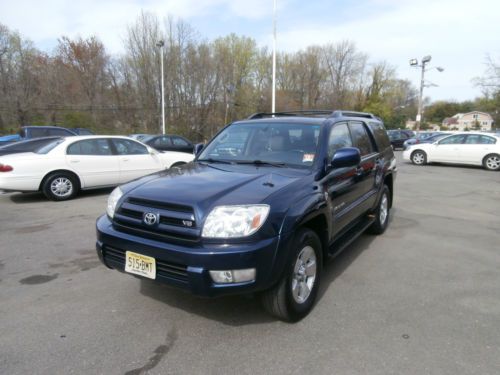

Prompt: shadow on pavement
xmin=8 ymin=187 xmax=114 ymax=204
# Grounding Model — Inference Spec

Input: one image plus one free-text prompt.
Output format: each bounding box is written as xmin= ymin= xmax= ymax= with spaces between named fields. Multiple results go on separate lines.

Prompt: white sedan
xmin=0 ymin=136 xmax=194 ymax=200
xmin=403 ymin=132 xmax=500 ymax=171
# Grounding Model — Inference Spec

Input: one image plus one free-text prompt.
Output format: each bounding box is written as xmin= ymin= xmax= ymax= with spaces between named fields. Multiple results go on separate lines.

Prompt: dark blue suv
xmin=96 ymin=110 xmax=396 ymax=321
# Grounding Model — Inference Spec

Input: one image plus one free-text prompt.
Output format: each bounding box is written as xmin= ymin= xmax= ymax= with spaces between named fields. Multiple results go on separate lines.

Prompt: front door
xmin=431 ymin=134 xmax=467 ymax=162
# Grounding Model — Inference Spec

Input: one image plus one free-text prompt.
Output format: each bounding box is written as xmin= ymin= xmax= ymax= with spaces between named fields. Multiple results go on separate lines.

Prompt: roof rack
xmin=247 ymin=110 xmax=334 ymax=119
xmin=247 ymin=110 xmax=378 ymax=120
xmin=330 ymin=110 xmax=377 ymax=119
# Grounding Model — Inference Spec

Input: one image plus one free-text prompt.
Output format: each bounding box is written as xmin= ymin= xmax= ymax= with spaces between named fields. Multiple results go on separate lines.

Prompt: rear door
xmin=461 ymin=134 xmax=497 ymax=164
xmin=110 ymin=138 xmax=163 ymax=183
xmin=348 ymin=121 xmax=379 ymax=215
xmin=65 ymin=138 xmax=120 ymax=188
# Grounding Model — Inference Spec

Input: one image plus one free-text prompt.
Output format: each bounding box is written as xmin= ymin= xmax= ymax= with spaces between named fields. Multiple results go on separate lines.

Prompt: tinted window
xmin=67 ymin=139 xmax=112 ymax=155
xmin=439 ymin=135 xmax=466 ymax=144
xmin=30 ymin=128 xmax=48 ymax=138
xmin=465 ymin=135 xmax=496 ymax=144
xmin=49 ymin=128 xmax=74 ymax=136
xmin=112 ymin=139 xmax=148 ymax=155
xmin=172 ymin=137 xmax=189 ymax=146
xmin=349 ymin=122 xmax=374 ymax=156
xmin=328 ymin=123 xmax=352 ymax=158
xmin=369 ymin=122 xmax=391 ymax=149
xmin=152 ymin=136 xmax=171 ymax=147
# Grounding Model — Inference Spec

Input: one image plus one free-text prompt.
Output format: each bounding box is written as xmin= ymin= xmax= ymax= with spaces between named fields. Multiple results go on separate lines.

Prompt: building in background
xmin=442 ymin=111 xmax=494 ymax=131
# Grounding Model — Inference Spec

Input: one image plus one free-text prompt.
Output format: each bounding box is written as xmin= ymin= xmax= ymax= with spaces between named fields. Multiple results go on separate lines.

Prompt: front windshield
xmin=36 ymin=139 xmax=65 ymax=154
xmin=199 ymin=122 xmax=321 ymax=168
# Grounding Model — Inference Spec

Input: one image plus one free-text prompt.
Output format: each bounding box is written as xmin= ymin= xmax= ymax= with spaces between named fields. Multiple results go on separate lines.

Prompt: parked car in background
xmin=0 ymin=137 xmax=62 ymax=156
xmin=96 ymin=110 xmax=397 ymax=321
xmin=403 ymin=132 xmax=500 ymax=171
xmin=70 ymin=128 xmax=95 ymax=135
xmin=387 ymin=129 xmax=414 ymax=150
xmin=144 ymin=134 xmax=194 ymax=154
xmin=128 ymin=134 xmax=153 ymax=141
xmin=0 ymin=136 xmax=194 ymax=200
xmin=0 ymin=126 xmax=77 ymax=145
xmin=403 ymin=132 xmax=450 ymax=150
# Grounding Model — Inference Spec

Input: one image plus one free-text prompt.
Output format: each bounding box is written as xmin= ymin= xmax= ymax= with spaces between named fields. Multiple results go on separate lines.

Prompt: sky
xmin=1 ymin=0 xmax=499 ymax=103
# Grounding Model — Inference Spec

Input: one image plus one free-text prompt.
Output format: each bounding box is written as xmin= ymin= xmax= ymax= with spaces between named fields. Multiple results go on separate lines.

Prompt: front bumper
xmin=96 ymin=215 xmax=285 ymax=297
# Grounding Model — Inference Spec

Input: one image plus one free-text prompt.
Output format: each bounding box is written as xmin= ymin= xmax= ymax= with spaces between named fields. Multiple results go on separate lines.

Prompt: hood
xmin=123 ymin=162 xmax=306 ymax=217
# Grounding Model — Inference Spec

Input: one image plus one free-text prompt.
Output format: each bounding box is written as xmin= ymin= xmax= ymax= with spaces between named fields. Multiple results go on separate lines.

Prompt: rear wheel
xmin=261 ymin=228 xmax=322 ymax=322
xmin=411 ymin=150 xmax=427 ymax=165
xmin=483 ymin=154 xmax=500 ymax=171
xmin=42 ymin=172 xmax=79 ymax=201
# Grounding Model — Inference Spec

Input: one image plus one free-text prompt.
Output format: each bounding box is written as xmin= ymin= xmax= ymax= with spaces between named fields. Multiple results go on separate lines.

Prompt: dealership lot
xmin=1 ymin=153 xmax=500 ymax=375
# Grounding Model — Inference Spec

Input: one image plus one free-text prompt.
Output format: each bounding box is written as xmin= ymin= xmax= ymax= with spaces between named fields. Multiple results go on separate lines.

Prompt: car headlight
xmin=202 ymin=205 xmax=270 ymax=238
xmin=106 ymin=187 xmax=123 ymax=219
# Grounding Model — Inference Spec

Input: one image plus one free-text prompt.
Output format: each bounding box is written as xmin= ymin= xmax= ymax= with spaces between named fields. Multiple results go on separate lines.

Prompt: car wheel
xmin=368 ymin=185 xmax=390 ymax=235
xmin=261 ymin=228 xmax=322 ymax=322
xmin=411 ymin=150 xmax=427 ymax=165
xmin=42 ymin=172 xmax=79 ymax=201
xmin=483 ymin=154 xmax=500 ymax=171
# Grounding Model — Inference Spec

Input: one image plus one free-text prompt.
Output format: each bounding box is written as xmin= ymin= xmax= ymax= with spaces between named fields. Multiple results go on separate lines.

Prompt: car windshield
xmin=35 ymin=139 xmax=65 ymax=154
xmin=199 ymin=122 xmax=321 ymax=168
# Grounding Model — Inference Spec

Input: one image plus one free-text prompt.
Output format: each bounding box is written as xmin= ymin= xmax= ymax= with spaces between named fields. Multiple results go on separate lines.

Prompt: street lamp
xmin=409 ymin=55 xmax=444 ymax=131
xmin=156 ymin=40 xmax=165 ymax=135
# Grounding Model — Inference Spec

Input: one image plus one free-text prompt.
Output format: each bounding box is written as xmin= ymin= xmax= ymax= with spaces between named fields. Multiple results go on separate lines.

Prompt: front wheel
xmin=483 ymin=154 xmax=500 ymax=171
xmin=411 ymin=150 xmax=427 ymax=165
xmin=261 ymin=228 xmax=322 ymax=322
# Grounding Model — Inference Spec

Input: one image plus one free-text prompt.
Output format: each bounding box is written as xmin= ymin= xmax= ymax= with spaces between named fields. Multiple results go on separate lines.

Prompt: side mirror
xmin=194 ymin=143 xmax=205 ymax=156
xmin=330 ymin=147 xmax=361 ymax=169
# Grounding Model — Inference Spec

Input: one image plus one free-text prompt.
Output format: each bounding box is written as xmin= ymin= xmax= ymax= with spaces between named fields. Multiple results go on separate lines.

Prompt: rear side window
xmin=48 ymin=128 xmax=74 ymax=136
xmin=111 ymin=139 xmax=148 ymax=155
xmin=465 ymin=135 xmax=496 ymax=144
xmin=368 ymin=122 xmax=391 ymax=149
xmin=29 ymin=128 xmax=48 ymax=138
xmin=67 ymin=139 xmax=112 ymax=155
xmin=349 ymin=122 xmax=374 ymax=156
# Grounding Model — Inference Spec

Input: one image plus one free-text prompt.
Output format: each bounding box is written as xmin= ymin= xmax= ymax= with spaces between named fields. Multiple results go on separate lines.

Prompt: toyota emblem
xmin=143 ymin=212 xmax=159 ymax=226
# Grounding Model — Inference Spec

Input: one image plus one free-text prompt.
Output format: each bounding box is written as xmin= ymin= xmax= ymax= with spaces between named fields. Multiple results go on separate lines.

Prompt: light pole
xmin=409 ymin=55 xmax=444 ymax=131
xmin=156 ymin=40 xmax=166 ymax=135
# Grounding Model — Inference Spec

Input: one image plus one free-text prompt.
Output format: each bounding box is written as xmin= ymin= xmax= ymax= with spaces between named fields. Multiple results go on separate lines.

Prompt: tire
xmin=411 ymin=150 xmax=427 ymax=165
xmin=483 ymin=154 xmax=500 ymax=171
xmin=42 ymin=172 xmax=79 ymax=201
xmin=368 ymin=185 xmax=390 ymax=235
xmin=261 ymin=228 xmax=322 ymax=322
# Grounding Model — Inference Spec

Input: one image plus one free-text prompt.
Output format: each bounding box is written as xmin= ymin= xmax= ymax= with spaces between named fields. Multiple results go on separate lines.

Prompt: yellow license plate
xmin=124 ymin=251 xmax=156 ymax=279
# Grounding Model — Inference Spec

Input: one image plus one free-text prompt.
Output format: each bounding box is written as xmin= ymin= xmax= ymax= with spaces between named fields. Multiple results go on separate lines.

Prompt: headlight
xmin=106 ymin=187 xmax=123 ymax=218
xmin=202 ymin=205 xmax=270 ymax=238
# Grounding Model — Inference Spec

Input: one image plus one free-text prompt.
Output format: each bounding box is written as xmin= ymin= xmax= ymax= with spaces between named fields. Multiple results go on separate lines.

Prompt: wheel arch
xmin=383 ymin=173 xmax=394 ymax=208
xmin=300 ymin=214 xmax=329 ymax=262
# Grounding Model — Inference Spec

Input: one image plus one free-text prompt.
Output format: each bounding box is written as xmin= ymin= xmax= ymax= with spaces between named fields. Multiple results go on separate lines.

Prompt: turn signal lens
xmin=0 ymin=164 xmax=13 ymax=172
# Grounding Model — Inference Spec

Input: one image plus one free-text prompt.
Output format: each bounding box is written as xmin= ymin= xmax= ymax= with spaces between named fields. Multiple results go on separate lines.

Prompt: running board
xmin=327 ymin=215 xmax=375 ymax=259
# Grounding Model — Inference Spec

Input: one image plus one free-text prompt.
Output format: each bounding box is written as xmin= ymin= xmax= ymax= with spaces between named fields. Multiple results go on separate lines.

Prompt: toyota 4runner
xmin=96 ymin=110 xmax=396 ymax=321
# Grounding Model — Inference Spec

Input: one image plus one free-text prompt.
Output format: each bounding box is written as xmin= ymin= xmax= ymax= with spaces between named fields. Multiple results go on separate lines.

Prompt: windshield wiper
xmin=234 ymin=160 xmax=286 ymax=167
xmin=197 ymin=158 xmax=232 ymax=164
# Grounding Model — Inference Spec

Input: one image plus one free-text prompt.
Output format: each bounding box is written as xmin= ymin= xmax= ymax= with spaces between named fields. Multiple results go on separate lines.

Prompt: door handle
xmin=122 ymin=158 xmax=130 ymax=162
xmin=70 ymin=160 xmax=80 ymax=163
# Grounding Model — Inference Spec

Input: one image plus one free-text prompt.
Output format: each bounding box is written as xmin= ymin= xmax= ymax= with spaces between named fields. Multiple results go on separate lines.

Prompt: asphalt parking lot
xmin=1 ymin=153 xmax=500 ymax=375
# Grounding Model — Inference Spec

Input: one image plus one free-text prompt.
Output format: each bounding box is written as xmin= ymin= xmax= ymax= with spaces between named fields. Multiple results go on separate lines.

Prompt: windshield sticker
xmin=303 ymin=154 xmax=315 ymax=163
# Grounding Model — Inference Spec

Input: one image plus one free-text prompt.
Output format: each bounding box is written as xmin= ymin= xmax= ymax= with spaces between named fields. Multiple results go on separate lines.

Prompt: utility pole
xmin=272 ymin=0 xmax=277 ymax=113
xmin=156 ymin=40 xmax=166 ymax=135
xmin=410 ymin=55 xmax=444 ymax=132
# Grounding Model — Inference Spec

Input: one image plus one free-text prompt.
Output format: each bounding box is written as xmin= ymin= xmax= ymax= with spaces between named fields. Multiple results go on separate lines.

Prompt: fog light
xmin=209 ymin=268 xmax=256 ymax=284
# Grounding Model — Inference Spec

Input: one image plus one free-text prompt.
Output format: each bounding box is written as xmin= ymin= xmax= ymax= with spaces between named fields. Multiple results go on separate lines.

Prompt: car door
xmin=65 ymin=138 xmax=120 ymax=188
xmin=110 ymin=138 xmax=164 ymax=183
xmin=431 ymin=134 xmax=467 ymax=162
xmin=325 ymin=122 xmax=359 ymax=237
xmin=461 ymin=134 xmax=497 ymax=165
